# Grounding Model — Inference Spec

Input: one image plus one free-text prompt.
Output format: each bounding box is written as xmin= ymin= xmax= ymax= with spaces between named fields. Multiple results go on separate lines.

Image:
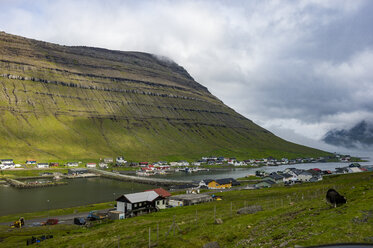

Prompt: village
xmin=0 ymin=153 xmax=355 ymax=171
xmin=1 ymin=152 xmax=372 ymax=227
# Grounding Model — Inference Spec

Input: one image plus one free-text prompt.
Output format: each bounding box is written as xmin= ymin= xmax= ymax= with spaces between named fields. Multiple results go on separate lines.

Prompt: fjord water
xmin=1 ymin=160 xmax=371 ymax=216
xmin=0 ymin=178 xmax=154 ymax=216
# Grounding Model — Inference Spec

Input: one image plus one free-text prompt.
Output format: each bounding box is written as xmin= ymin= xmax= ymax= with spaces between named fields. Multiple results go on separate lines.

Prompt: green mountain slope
xmin=0 ymin=32 xmax=328 ymax=161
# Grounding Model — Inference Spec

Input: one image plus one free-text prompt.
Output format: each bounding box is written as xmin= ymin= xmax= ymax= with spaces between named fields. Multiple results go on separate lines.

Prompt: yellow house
xmin=207 ymin=178 xmax=233 ymax=189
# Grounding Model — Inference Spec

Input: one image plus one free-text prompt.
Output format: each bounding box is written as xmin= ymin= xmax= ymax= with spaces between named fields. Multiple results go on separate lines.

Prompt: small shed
xmin=255 ymin=180 xmax=276 ymax=188
xmin=168 ymin=194 xmax=213 ymax=206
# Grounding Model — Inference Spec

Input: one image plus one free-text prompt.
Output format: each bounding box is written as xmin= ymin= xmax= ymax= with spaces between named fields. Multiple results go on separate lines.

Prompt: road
xmin=0 ymin=208 xmax=113 ymax=227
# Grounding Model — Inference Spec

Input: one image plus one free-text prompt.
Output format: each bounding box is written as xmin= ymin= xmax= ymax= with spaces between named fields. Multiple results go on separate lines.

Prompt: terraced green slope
xmin=0 ymin=32 xmax=328 ymax=161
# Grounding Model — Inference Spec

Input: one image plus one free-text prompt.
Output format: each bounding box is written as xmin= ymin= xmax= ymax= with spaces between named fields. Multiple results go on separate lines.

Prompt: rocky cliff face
xmin=0 ymin=32 xmax=326 ymax=160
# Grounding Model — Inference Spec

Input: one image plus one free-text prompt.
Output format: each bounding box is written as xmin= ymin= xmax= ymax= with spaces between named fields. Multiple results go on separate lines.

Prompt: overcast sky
xmin=1 ymin=0 xmax=373 ymax=153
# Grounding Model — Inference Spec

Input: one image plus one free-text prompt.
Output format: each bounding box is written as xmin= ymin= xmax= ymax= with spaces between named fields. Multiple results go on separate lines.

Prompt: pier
xmin=88 ymin=168 xmax=193 ymax=186
xmin=5 ymin=178 xmax=67 ymax=189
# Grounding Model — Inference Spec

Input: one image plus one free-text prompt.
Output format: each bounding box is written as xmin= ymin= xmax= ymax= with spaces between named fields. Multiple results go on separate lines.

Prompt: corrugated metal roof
xmin=123 ymin=191 xmax=159 ymax=203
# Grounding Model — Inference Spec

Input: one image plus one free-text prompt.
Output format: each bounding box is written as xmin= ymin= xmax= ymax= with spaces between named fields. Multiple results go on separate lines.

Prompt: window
xmin=134 ymin=203 xmax=137 ymax=207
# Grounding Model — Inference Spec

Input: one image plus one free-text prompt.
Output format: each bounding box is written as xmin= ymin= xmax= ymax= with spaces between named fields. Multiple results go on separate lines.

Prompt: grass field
xmin=0 ymin=172 xmax=372 ymax=247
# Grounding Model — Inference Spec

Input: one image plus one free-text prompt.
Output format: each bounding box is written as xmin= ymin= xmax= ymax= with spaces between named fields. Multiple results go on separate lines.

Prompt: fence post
xmin=195 ymin=209 xmax=198 ymax=224
xmin=214 ymin=205 xmax=216 ymax=222
xmin=157 ymin=223 xmax=159 ymax=243
xmin=117 ymin=235 xmax=120 ymax=248
xmin=173 ymin=215 xmax=176 ymax=236
xmin=230 ymin=202 xmax=233 ymax=217
xmin=149 ymin=227 xmax=151 ymax=248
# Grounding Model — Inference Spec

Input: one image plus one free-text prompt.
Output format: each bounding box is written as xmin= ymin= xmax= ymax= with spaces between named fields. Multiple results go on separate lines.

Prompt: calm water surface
xmin=0 ymin=177 xmax=154 ymax=216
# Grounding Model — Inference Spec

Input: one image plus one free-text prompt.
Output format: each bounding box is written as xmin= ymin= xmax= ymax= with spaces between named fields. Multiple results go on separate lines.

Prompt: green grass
xmin=0 ymin=202 xmax=114 ymax=223
xmin=0 ymin=32 xmax=330 ymax=162
xmin=0 ymin=169 xmax=68 ymax=179
xmin=237 ymin=175 xmax=261 ymax=180
xmin=0 ymin=172 xmax=372 ymax=247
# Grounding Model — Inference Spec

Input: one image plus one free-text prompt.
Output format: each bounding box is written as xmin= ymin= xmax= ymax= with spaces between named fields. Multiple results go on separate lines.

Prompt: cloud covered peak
xmin=323 ymin=120 xmax=373 ymax=148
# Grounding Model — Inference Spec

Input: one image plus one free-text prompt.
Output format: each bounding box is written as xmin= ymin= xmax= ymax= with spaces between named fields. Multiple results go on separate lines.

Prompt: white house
xmin=0 ymin=159 xmax=13 ymax=165
xmin=104 ymin=158 xmax=114 ymax=163
xmin=116 ymin=157 xmax=127 ymax=164
xmin=37 ymin=163 xmax=49 ymax=169
xmin=66 ymin=162 xmax=79 ymax=167
xmin=297 ymin=171 xmax=313 ymax=182
xmin=348 ymin=167 xmax=362 ymax=173
xmin=234 ymin=161 xmax=246 ymax=166
xmin=282 ymin=173 xmax=296 ymax=183
xmin=115 ymin=190 xmax=166 ymax=218
xmin=86 ymin=163 xmax=97 ymax=168
xmin=99 ymin=162 xmax=108 ymax=169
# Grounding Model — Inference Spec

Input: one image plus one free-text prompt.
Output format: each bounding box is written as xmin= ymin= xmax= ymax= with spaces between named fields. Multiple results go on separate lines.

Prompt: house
xmin=37 ymin=163 xmax=49 ymax=169
xmin=99 ymin=162 xmax=108 ymax=169
xmin=281 ymin=173 xmax=295 ymax=183
xmin=49 ymin=162 xmax=59 ymax=167
xmin=86 ymin=163 xmax=97 ymax=168
xmin=145 ymin=188 xmax=171 ymax=209
xmin=68 ymin=168 xmax=88 ymax=175
xmin=202 ymin=178 xmax=240 ymax=189
xmin=0 ymin=159 xmax=13 ymax=165
xmin=348 ymin=167 xmax=362 ymax=173
xmin=139 ymin=162 xmax=149 ymax=167
xmin=255 ymin=180 xmax=276 ymax=188
xmin=169 ymin=183 xmax=199 ymax=191
xmin=115 ymin=191 xmax=164 ymax=218
xmin=335 ymin=167 xmax=349 ymax=174
xmin=298 ymin=171 xmax=313 ymax=182
xmin=116 ymin=157 xmax=126 ymax=164
xmin=104 ymin=158 xmax=114 ymax=163
xmin=168 ymin=194 xmax=213 ymax=207
xmin=66 ymin=162 xmax=79 ymax=167
xmin=263 ymin=173 xmax=284 ymax=183
xmin=26 ymin=159 xmax=37 ymax=165
xmin=309 ymin=176 xmax=321 ymax=182
xmin=307 ymin=169 xmax=322 ymax=177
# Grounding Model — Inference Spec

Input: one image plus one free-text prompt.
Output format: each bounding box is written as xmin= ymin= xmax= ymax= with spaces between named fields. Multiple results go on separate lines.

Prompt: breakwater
xmin=5 ymin=178 xmax=67 ymax=189
xmin=89 ymin=168 xmax=193 ymax=186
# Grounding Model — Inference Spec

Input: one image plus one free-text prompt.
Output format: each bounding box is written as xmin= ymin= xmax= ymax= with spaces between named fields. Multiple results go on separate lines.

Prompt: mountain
xmin=323 ymin=120 xmax=373 ymax=148
xmin=0 ymin=32 xmax=327 ymax=161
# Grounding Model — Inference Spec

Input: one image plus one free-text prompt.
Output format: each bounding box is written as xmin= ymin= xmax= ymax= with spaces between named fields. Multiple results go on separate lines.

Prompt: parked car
xmin=74 ymin=217 xmax=86 ymax=225
xmin=42 ymin=219 xmax=58 ymax=226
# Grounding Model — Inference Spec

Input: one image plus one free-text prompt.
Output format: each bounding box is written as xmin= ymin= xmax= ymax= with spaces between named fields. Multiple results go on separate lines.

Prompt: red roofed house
xmin=145 ymin=188 xmax=171 ymax=209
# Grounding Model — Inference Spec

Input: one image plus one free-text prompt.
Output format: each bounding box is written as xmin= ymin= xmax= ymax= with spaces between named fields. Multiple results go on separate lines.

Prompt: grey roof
xmin=169 ymin=194 xmax=212 ymax=201
xmin=299 ymin=171 xmax=312 ymax=176
xmin=122 ymin=191 xmax=159 ymax=203
xmin=281 ymin=173 xmax=293 ymax=178
xmin=269 ymin=173 xmax=284 ymax=180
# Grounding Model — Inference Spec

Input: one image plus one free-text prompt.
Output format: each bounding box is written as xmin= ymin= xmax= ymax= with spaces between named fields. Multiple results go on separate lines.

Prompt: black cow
xmin=326 ymin=189 xmax=347 ymax=208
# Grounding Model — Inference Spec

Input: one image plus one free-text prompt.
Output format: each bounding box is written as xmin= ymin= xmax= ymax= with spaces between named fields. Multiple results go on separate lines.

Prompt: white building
xmin=99 ymin=162 xmax=108 ymax=169
xmin=86 ymin=163 xmax=97 ymax=168
xmin=297 ymin=171 xmax=313 ymax=182
xmin=37 ymin=163 xmax=49 ymax=169
xmin=66 ymin=162 xmax=79 ymax=167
